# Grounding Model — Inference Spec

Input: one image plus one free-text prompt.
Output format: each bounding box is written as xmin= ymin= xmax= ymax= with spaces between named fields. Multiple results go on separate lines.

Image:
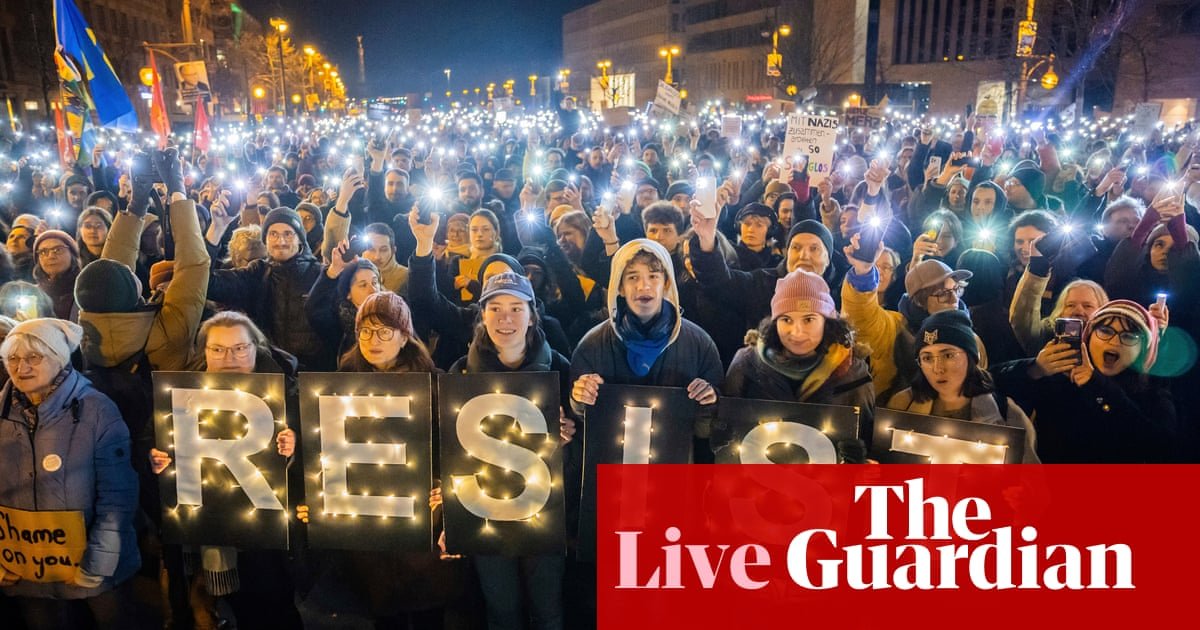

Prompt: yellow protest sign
xmin=0 ymin=505 xmax=87 ymax=583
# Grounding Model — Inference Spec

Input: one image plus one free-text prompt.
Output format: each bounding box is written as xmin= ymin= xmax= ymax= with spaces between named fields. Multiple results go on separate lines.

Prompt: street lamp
xmin=269 ymin=18 xmax=289 ymax=115
xmin=597 ymin=60 xmax=612 ymax=108
xmin=767 ymin=24 xmax=790 ymax=77
xmin=1013 ymin=0 xmax=1057 ymax=118
xmin=528 ymin=74 xmax=538 ymax=98
xmin=443 ymin=68 xmax=452 ymax=100
xmin=253 ymin=86 xmax=266 ymax=99
xmin=658 ymin=46 xmax=680 ymax=85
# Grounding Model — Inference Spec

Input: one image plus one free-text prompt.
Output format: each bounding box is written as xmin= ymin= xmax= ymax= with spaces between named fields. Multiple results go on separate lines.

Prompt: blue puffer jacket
xmin=0 ymin=369 xmax=140 ymax=599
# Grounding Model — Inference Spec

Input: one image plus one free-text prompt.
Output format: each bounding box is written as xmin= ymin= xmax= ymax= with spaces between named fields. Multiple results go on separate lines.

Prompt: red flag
xmin=147 ymin=49 xmax=170 ymax=149
xmin=193 ymin=97 xmax=210 ymax=152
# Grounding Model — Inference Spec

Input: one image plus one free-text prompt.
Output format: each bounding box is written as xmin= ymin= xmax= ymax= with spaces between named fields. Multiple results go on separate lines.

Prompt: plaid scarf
xmin=11 ymin=367 xmax=72 ymax=432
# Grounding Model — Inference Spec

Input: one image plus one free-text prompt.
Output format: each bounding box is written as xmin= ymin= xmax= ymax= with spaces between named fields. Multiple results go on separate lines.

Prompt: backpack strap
xmin=831 ymin=375 xmax=873 ymax=396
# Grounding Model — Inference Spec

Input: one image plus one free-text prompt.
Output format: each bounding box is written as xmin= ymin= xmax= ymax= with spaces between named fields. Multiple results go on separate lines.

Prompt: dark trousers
xmin=473 ymin=555 xmax=565 ymax=630
xmin=16 ymin=580 xmax=140 ymax=630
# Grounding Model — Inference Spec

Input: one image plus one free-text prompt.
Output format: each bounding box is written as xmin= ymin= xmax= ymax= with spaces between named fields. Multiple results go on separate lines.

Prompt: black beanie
xmin=260 ymin=208 xmax=307 ymax=251
xmin=475 ymin=252 xmax=525 ymax=286
xmin=75 ymin=259 xmax=141 ymax=313
xmin=917 ymin=309 xmax=978 ymax=362
xmin=787 ymin=220 xmax=834 ymax=259
xmin=1009 ymin=163 xmax=1046 ymax=205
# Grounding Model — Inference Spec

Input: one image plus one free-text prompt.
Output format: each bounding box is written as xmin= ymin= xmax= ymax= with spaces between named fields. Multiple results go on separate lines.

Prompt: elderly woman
xmin=32 ymin=231 xmax=81 ymax=321
xmin=0 ymin=319 xmax=139 ymax=629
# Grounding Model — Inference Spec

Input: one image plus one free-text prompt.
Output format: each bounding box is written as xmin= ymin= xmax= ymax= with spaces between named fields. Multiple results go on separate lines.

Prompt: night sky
xmin=239 ymin=0 xmax=593 ymax=97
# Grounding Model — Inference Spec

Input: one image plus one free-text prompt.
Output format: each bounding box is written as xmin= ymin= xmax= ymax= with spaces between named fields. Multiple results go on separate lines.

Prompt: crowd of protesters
xmin=0 ymin=91 xmax=1198 ymax=629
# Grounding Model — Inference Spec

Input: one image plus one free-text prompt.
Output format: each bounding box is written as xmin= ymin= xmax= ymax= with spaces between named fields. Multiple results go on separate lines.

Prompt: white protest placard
xmin=783 ymin=114 xmax=840 ymax=185
xmin=494 ymin=96 xmax=514 ymax=112
xmin=721 ymin=114 xmax=742 ymax=138
xmin=653 ymin=80 xmax=681 ymax=116
xmin=1130 ymin=102 xmax=1162 ymax=139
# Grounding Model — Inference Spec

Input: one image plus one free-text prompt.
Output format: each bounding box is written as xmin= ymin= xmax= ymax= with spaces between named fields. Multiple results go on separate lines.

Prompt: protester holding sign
xmin=723 ymin=269 xmax=875 ymax=429
xmin=149 ymin=311 xmax=302 ymax=629
xmin=884 ymin=310 xmax=1039 ymax=462
xmin=447 ymin=271 xmax=572 ymax=630
xmin=0 ymin=318 xmax=140 ymax=627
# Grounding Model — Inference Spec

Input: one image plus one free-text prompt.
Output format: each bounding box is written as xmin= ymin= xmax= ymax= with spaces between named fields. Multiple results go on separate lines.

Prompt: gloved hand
xmin=72 ymin=568 xmax=103 ymax=588
xmin=129 ymin=162 xmax=154 ymax=218
xmin=153 ymin=147 xmax=185 ymax=199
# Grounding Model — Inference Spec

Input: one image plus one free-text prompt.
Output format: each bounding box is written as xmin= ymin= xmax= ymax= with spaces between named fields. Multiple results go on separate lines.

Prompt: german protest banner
xmin=782 ymin=114 xmax=840 ymax=185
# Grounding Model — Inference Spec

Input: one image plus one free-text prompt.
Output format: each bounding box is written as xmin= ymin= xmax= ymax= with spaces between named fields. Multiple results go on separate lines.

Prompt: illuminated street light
xmin=658 ymin=46 xmax=681 ymax=85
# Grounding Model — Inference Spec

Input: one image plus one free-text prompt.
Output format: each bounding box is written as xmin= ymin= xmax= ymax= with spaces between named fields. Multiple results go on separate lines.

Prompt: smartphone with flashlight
xmin=850 ymin=218 xmax=886 ymax=264
xmin=694 ymin=176 xmax=718 ymax=219
xmin=14 ymin=295 xmax=37 ymax=321
xmin=616 ymin=180 xmax=635 ymax=212
xmin=1156 ymin=292 xmax=1168 ymax=309
xmin=132 ymin=151 xmax=163 ymax=184
xmin=927 ymin=156 xmax=942 ymax=174
xmin=418 ymin=188 xmax=442 ymax=225
xmin=1055 ymin=317 xmax=1084 ymax=365
xmin=342 ymin=234 xmax=368 ymax=263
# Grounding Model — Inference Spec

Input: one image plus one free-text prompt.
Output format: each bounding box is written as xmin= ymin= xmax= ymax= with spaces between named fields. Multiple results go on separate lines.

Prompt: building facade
xmin=563 ymin=0 xmax=869 ymax=109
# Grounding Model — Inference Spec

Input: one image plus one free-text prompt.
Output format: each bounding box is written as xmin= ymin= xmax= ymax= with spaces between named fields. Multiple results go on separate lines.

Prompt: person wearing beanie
xmin=295 ymin=201 xmax=324 ymax=258
xmin=85 ymin=189 xmax=120 ymax=215
xmin=665 ymin=180 xmax=694 ymax=213
xmin=446 ymin=270 xmax=574 ymax=630
xmin=60 ymin=173 xmax=94 ymax=221
xmin=306 ymin=245 xmax=382 ymax=356
xmin=32 ymin=230 xmax=81 ymax=320
xmin=993 ymin=298 xmax=1178 ymax=463
xmin=960 ymin=180 xmax=1012 ymax=246
xmin=689 ymin=203 xmax=848 ymax=345
xmin=76 ymin=206 xmax=113 ymax=267
xmin=207 ymin=204 xmax=328 ymax=369
xmin=884 ymin=310 xmax=1040 ymax=463
xmin=0 ymin=314 xmax=15 ymax=386
xmin=487 ymin=167 xmax=520 ymax=213
xmin=0 ymin=317 xmax=142 ymax=615
xmin=722 ymin=268 xmax=875 ymax=441
xmin=1004 ymin=161 xmax=1062 ymax=211
xmin=763 ymin=179 xmax=792 ymax=207
xmin=733 ymin=202 xmax=781 ymax=270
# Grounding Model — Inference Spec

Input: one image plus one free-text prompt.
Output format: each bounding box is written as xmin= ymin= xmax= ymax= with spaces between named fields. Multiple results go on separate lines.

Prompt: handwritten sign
xmin=0 ymin=505 xmax=87 ymax=582
xmin=1130 ymin=102 xmax=1162 ymax=139
xmin=721 ymin=115 xmax=742 ymax=138
xmin=783 ymin=114 xmax=840 ymax=185
xmin=653 ymin=80 xmax=681 ymax=116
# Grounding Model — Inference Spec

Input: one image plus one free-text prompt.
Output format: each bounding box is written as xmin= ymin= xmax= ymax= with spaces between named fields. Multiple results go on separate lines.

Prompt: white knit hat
xmin=2 ymin=318 xmax=83 ymax=367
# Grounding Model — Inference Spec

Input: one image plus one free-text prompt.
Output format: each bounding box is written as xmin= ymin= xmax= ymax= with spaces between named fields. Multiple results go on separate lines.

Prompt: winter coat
xmin=304 ymin=271 xmax=359 ymax=357
xmin=207 ymin=248 xmax=329 ymax=370
xmin=884 ymin=387 xmax=1040 ymax=463
xmin=723 ymin=342 xmax=875 ymax=432
xmin=78 ymin=199 xmax=211 ymax=372
xmin=0 ymin=369 xmax=140 ymax=598
xmin=992 ymin=359 xmax=1177 ymax=463
xmin=569 ymin=241 xmax=724 ymax=437
xmin=36 ymin=268 xmax=79 ymax=322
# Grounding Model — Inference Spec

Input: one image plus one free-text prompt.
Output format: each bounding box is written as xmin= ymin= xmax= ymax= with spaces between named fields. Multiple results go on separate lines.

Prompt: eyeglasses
xmin=266 ymin=231 xmax=297 ymax=242
xmin=5 ymin=353 xmax=45 ymax=368
xmin=358 ymin=326 xmax=397 ymax=341
xmin=206 ymin=343 xmax=254 ymax=359
xmin=929 ymin=283 xmax=967 ymax=301
xmin=36 ymin=245 xmax=68 ymax=259
xmin=1093 ymin=324 xmax=1142 ymax=347
xmin=917 ymin=349 xmax=965 ymax=367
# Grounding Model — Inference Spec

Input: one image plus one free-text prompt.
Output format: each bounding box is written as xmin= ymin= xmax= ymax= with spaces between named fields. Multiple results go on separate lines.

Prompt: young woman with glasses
xmin=993 ymin=299 xmax=1177 ymax=462
xmin=885 ymin=309 xmax=1040 ymax=463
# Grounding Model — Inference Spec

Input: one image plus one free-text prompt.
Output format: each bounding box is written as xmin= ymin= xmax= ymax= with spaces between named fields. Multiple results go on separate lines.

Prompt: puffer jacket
xmin=78 ymin=199 xmax=210 ymax=372
xmin=0 ymin=369 xmax=140 ymax=598
xmin=722 ymin=342 xmax=875 ymax=431
xmin=207 ymin=247 xmax=328 ymax=370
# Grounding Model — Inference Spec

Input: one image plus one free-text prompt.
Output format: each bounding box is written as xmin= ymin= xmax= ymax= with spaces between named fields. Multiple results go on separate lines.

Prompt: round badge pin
xmin=42 ymin=454 xmax=63 ymax=472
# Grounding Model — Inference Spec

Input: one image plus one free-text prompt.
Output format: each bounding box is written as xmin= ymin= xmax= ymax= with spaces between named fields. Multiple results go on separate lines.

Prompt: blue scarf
xmin=616 ymin=298 xmax=676 ymax=377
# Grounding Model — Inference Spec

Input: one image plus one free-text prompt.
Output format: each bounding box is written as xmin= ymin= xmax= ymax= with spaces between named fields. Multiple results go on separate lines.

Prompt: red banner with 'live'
xmin=596 ymin=465 xmax=1200 ymax=628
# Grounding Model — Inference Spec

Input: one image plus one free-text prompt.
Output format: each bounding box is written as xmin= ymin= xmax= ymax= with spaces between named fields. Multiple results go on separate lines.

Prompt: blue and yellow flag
xmin=53 ymin=0 xmax=137 ymax=131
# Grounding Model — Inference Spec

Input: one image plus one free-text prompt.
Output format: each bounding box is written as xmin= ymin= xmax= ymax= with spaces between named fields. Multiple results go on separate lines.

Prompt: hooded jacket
xmin=958 ymin=249 xmax=1025 ymax=364
xmin=0 ymin=369 xmax=140 ymax=598
xmin=569 ymin=239 xmax=724 ymax=436
xmin=78 ymin=199 xmax=210 ymax=372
